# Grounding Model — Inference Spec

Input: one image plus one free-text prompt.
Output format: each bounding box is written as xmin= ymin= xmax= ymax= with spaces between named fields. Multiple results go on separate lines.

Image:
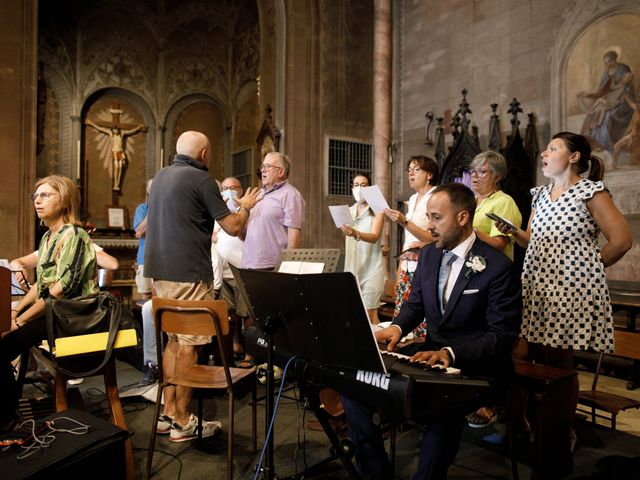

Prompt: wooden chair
xmin=377 ymin=279 xmax=396 ymax=322
xmin=146 ymin=298 xmax=257 ymax=480
xmin=577 ymin=330 xmax=640 ymax=430
xmin=512 ymin=359 xmax=579 ymax=478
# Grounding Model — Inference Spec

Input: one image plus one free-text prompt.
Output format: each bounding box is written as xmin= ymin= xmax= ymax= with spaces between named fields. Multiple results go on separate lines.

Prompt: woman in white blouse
xmin=384 ymin=156 xmax=439 ymax=338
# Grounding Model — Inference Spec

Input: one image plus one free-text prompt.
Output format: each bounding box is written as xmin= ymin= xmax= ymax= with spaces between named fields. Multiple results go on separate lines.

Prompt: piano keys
xmin=246 ymin=327 xmax=489 ymax=421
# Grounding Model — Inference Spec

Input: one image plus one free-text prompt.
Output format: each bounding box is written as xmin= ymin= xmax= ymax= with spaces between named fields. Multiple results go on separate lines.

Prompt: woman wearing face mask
xmin=340 ymin=173 xmax=385 ymax=324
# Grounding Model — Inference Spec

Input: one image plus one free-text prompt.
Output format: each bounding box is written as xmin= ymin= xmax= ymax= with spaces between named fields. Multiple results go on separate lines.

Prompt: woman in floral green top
xmin=0 ymin=175 xmax=97 ymax=430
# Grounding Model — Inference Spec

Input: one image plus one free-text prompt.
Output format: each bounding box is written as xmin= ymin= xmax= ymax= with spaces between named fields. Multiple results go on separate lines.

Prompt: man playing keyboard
xmin=343 ymin=183 xmax=521 ymax=480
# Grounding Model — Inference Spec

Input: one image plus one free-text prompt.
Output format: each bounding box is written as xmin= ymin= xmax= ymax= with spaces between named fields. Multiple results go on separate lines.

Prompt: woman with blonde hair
xmin=465 ymin=150 xmax=522 ymax=431
xmin=0 ymin=175 xmax=98 ymax=431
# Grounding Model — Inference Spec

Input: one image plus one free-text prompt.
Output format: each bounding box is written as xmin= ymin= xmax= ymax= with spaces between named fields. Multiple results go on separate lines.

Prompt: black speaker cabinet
xmin=0 ymin=408 xmax=128 ymax=479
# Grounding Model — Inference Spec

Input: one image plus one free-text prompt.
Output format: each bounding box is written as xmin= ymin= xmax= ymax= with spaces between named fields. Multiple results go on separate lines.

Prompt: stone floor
xmin=15 ymin=358 xmax=640 ymax=479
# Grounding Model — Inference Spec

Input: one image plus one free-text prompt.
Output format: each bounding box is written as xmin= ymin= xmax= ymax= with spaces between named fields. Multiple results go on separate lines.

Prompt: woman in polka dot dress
xmin=496 ymin=131 xmax=632 ymax=476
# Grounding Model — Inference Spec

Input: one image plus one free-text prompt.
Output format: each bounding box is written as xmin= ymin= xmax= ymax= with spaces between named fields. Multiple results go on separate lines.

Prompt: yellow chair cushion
xmin=53 ymin=329 xmax=138 ymax=357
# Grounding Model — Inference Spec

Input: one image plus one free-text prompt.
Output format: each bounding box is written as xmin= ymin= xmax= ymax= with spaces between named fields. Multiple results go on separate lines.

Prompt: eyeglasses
xmin=467 ymin=168 xmax=492 ymax=177
xmin=352 ymin=183 xmax=369 ymax=188
xmin=407 ymin=167 xmax=423 ymax=174
xmin=31 ymin=192 xmax=58 ymax=201
xmin=260 ymin=163 xmax=282 ymax=171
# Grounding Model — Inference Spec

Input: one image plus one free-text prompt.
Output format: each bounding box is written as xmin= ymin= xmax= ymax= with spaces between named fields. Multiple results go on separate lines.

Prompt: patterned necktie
xmin=438 ymin=251 xmax=457 ymax=312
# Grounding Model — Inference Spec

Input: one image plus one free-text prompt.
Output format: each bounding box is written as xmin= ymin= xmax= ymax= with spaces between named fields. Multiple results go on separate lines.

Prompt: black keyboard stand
xmin=281 ymin=384 xmax=360 ymax=480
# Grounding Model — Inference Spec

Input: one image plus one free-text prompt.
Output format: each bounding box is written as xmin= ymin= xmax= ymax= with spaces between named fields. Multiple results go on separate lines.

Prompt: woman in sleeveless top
xmin=498 ymin=132 xmax=632 ymax=475
xmin=340 ymin=173 xmax=385 ymax=324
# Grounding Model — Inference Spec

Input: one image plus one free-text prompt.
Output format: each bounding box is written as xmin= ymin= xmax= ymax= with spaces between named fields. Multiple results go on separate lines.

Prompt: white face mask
xmin=352 ymin=186 xmax=363 ymax=203
xmin=222 ymin=189 xmax=238 ymax=211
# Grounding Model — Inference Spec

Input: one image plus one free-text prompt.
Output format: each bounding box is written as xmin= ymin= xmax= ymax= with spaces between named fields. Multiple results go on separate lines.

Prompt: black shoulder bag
xmin=45 ymin=292 xmax=122 ymax=377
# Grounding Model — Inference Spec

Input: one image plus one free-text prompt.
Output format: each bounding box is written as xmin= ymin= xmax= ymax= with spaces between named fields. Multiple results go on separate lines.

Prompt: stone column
xmin=373 ymin=0 xmax=392 ymax=275
xmin=0 ymin=0 xmax=38 ymax=258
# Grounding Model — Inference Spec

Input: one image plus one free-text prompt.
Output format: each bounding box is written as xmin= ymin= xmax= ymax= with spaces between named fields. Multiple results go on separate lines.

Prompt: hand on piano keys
xmin=380 ymin=350 xmax=461 ymax=375
xmin=374 ymin=324 xmax=402 ymax=351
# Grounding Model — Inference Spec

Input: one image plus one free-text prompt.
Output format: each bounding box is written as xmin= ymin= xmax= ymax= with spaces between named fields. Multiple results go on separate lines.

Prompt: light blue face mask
xmin=222 ymin=189 xmax=238 ymax=211
xmin=221 ymin=189 xmax=237 ymax=201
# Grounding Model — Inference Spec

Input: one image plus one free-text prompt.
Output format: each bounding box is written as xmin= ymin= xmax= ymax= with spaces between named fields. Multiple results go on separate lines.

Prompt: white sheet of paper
xmin=328 ymin=205 xmax=354 ymax=228
xmin=0 ymin=259 xmax=25 ymax=295
xmin=278 ymin=261 xmax=325 ymax=274
xmin=299 ymin=262 xmax=325 ymax=274
xmin=360 ymin=185 xmax=389 ymax=213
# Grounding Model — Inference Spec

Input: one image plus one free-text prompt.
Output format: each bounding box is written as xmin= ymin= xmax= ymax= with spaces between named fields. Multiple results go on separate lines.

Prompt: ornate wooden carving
xmin=439 ymin=89 xmax=481 ymax=184
xmin=256 ymin=105 xmax=281 ymax=159
xmin=488 ymin=103 xmax=500 ymax=152
xmin=424 ymin=111 xmax=434 ymax=146
xmin=501 ymin=98 xmax=534 ymax=227
xmin=434 ymin=116 xmax=446 ymax=168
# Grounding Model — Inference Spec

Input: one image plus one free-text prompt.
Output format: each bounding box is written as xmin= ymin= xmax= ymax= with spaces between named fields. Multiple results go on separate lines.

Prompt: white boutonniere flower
xmin=465 ymin=253 xmax=487 ymax=278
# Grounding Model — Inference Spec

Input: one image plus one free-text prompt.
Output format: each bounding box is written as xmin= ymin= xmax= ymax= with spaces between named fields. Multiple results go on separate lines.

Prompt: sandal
xmin=235 ymin=357 xmax=255 ymax=369
xmin=466 ymin=408 xmax=498 ymax=428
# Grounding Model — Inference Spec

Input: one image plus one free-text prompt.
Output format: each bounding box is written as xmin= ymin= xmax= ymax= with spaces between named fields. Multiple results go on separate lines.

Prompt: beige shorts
xmin=153 ymin=279 xmax=215 ymax=346
xmin=135 ymin=264 xmax=153 ymax=294
xmin=219 ymin=277 xmax=249 ymax=318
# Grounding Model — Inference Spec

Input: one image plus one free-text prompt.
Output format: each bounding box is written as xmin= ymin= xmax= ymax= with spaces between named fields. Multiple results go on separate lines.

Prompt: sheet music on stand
xmin=274 ymin=248 xmax=342 ymax=274
xmin=232 ymin=267 xmax=386 ymax=373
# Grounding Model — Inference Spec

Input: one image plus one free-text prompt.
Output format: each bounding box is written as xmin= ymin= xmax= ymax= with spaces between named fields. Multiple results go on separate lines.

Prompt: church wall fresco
xmin=397 ymin=0 xmax=640 ymax=283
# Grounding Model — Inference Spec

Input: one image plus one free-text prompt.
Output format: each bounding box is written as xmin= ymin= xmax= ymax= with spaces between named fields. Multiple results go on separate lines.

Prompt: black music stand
xmin=274 ymin=248 xmax=343 ymax=273
xmin=234 ymin=268 xmax=385 ymax=479
xmin=231 ymin=248 xmax=344 ymax=478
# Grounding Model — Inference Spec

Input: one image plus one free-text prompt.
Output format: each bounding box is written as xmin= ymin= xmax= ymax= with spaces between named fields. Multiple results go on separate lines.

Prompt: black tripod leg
xmin=282 ymin=389 xmax=360 ymax=480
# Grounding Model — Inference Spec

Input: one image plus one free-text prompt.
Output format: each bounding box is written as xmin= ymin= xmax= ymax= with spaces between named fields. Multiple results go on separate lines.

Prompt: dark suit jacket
xmin=394 ymin=237 xmax=521 ymax=383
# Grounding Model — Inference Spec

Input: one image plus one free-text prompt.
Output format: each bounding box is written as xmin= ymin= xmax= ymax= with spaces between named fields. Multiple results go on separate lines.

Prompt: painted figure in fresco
xmin=577 ymin=50 xmax=636 ymax=154
xmin=613 ymin=85 xmax=640 ymax=168
xmin=85 ymin=117 xmax=144 ymax=192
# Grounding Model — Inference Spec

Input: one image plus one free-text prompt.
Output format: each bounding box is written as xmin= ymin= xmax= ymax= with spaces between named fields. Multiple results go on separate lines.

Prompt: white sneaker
xmin=67 ymin=378 xmax=84 ymax=386
xmin=169 ymin=414 xmax=222 ymax=443
xmin=157 ymin=414 xmax=173 ymax=435
xmin=256 ymin=364 xmax=283 ymax=385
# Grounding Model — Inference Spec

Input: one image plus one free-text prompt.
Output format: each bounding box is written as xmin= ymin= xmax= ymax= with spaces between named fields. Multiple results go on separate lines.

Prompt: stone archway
xmin=164 ymin=94 xmax=229 ymax=180
xmin=81 ymin=87 xmax=156 ymax=225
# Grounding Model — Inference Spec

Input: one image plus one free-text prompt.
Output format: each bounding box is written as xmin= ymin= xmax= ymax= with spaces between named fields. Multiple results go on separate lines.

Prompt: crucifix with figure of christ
xmin=85 ymin=104 xmax=146 ymax=204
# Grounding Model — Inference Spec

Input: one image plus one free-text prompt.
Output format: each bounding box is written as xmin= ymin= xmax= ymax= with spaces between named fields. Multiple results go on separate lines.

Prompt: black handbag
xmin=45 ymin=292 xmax=122 ymax=377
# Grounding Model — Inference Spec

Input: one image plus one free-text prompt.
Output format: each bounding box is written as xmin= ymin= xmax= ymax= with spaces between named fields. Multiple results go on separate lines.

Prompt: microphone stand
xmin=257 ymin=312 xmax=285 ymax=480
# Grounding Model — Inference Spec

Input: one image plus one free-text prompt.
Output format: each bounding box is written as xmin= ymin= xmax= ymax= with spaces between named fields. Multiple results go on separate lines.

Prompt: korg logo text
xmin=355 ymin=370 xmax=391 ymax=390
